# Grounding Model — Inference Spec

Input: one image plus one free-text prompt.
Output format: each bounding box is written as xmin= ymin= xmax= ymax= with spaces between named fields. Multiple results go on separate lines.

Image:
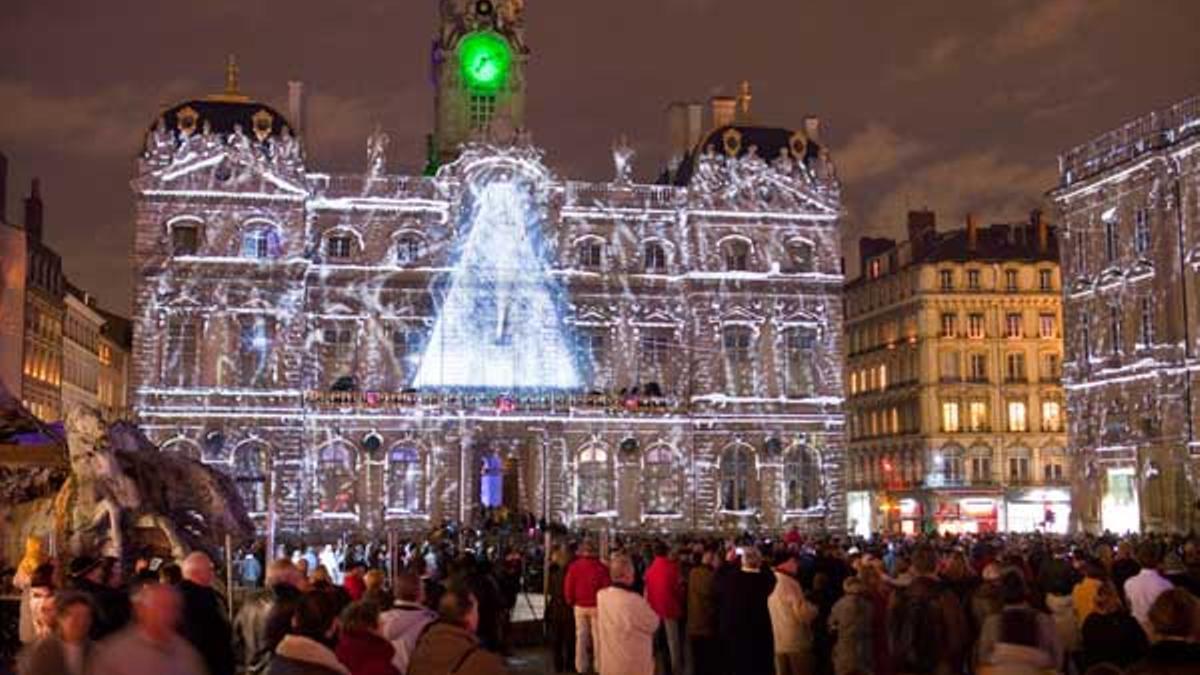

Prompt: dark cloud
xmin=1 ymin=0 xmax=1198 ymax=311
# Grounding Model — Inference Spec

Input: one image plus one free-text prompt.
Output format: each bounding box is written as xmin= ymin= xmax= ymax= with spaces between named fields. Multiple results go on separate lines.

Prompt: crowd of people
xmin=5 ymin=528 xmax=1200 ymax=675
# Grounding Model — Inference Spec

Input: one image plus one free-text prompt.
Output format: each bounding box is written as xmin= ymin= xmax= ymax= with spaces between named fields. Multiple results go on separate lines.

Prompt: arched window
xmin=720 ymin=445 xmax=754 ymax=511
xmin=783 ymin=327 xmax=817 ymax=397
xmin=396 ymin=236 xmax=423 ymax=265
xmin=238 ymin=316 xmax=275 ymax=387
xmin=317 ymin=443 xmax=357 ymax=514
xmin=326 ymin=233 xmax=353 ymax=260
xmin=783 ymin=445 xmax=820 ymax=510
xmin=577 ymin=444 xmax=611 ymax=514
xmin=233 ymin=442 xmax=268 ymax=513
xmin=644 ymin=241 xmax=668 ymax=273
xmin=788 ymin=240 xmax=815 ymax=273
xmin=722 ymin=238 xmax=751 ymax=271
xmin=162 ymin=439 xmax=201 ymax=461
xmin=241 ymin=227 xmax=280 ymax=259
xmin=387 ymin=445 xmax=423 ymax=513
xmin=936 ymin=444 xmax=964 ymax=485
xmin=170 ymin=221 xmax=201 ymax=256
xmin=643 ymin=444 xmax=681 ymax=514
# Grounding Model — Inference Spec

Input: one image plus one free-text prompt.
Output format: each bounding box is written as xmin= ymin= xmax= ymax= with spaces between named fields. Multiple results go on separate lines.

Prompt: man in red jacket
xmin=564 ymin=541 xmax=610 ymax=674
xmin=644 ymin=542 xmax=684 ymax=675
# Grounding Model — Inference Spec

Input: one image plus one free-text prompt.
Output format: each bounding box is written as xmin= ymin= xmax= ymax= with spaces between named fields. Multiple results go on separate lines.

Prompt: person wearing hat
xmin=768 ymin=550 xmax=817 ymax=675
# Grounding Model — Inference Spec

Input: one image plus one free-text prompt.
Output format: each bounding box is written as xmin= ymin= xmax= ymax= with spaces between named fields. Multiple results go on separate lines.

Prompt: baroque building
xmin=844 ymin=210 xmax=1067 ymax=536
xmin=19 ymin=180 xmax=66 ymax=422
xmin=62 ymin=284 xmax=105 ymax=415
xmin=128 ymin=2 xmax=846 ymax=539
xmin=1051 ymin=93 xmax=1200 ymax=534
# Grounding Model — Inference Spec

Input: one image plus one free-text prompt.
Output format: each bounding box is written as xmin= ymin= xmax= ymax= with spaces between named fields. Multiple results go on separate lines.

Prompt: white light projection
xmin=414 ymin=176 xmax=583 ymax=390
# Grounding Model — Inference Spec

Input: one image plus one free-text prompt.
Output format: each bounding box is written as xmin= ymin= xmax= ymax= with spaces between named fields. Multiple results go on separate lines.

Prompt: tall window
xmin=942 ymin=401 xmax=960 ymax=432
xmin=643 ymin=444 xmax=681 ymax=514
xmin=784 ymin=328 xmax=816 ymax=397
xmin=468 ymin=92 xmax=497 ymax=130
xmin=327 ymin=235 xmax=352 ymax=260
xmin=1005 ymin=270 xmax=1018 ymax=291
xmin=941 ymin=313 xmax=958 ymax=338
xmin=164 ymin=316 xmax=199 ymax=387
xmin=940 ymin=446 xmax=964 ymax=484
xmin=1005 ymin=313 xmax=1023 ymax=338
xmin=1140 ymin=298 xmax=1154 ymax=346
xmin=1009 ymin=453 xmax=1030 ymax=483
xmin=396 ymin=236 xmax=423 ymax=265
xmin=1039 ymin=314 xmax=1056 ymax=338
xmin=1041 ymin=353 xmax=1061 ymax=381
xmin=584 ymin=329 xmax=607 ymax=368
xmin=242 ymin=229 xmax=279 ymax=259
xmin=387 ymin=446 xmax=423 ymax=513
xmin=323 ymin=326 xmax=356 ymax=379
xmin=939 ymin=269 xmax=953 ymax=291
xmin=1105 ymin=217 xmax=1118 ymax=261
xmin=967 ymin=269 xmax=980 ymax=290
xmin=968 ymin=401 xmax=988 ymax=431
xmin=239 ymin=317 xmax=274 ymax=387
xmin=968 ymin=313 xmax=985 ymax=339
xmin=1043 ymin=453 xmax=1065 ymax=483
xmin=784 ymin=446 xmax=820 ymax=510
xmin=1041 ymin=400 xmax=1062 ymax=432
xmin=723 ymin=326 xmax=754 ymax=394
xmin=968 ymin=353 xmax=988 ymax=382
xmin=1008 ymin=400 xmax=1028 ymax=432
xmin=233 ymin=443 xmax=268 ymax=513
xmin=644 ymin=242 xmax=667 ymax=273
xmin=971 ymin=453 xmax=992 ymax=484
xmin=171 ymin=223 xmax=199 ymax=256
xmin=577 ymin=444 xmax=611 ymax=515
xmin=578 ymin=240 xmax=604 ymax=269
xmin=940 ymin=351 xmax=960 ymax=381
xmin=640 ymin=329 xmax=672 ymax=365
xmin=391 ymin=327 xmax=422 ymax=382
xmin=723 ymin=240 xmax=750 ymax=271
xmin=1081 ymin=322 xmax=1091 ymax=363
xmin=1110 ymin=306 xmax=1122 ymax=354
xmin=317 ymin=444 xmax=357 ymax=514
xmin=1134 ymin=209 xmax=1149 ymax=255
xmin=720 ymin=445 xmax=754 ymax=511
xmin=1039 ymin=269 xmax=1053 ymax=291
xmin=1005 ymin=352 xmax=1026 ymax=382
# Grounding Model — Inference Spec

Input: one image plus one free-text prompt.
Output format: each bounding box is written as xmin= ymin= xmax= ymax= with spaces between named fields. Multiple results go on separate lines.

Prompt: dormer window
xmin=396 ymin=236 xmax=423 ymax=265
xmin=723 ymin=239 xmax=750 ymax=271
xmin=327 ymin=235 xmax=352 ymax=260
xmin=171 ymin=223 xmax=199 ymax=256
xmin=644 ymin=242 xmax=667 ymax=273
xmin=578 ymin=240 xmax=604 ymax=269
xmin=242 ymin=229 xmax=279 ymax=259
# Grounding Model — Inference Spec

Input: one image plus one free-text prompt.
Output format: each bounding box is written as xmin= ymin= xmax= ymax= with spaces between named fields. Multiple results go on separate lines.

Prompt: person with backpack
xmin=976 ymin=570 xmax=1061 ymax=673
xmin=887 ymin=544 xmax=968 ymax=675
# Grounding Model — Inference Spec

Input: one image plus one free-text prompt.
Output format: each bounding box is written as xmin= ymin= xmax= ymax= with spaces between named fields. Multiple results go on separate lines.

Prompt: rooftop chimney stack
xmin=24 ymin=178 xmax=43 ymax=242
xmin=966 ymin=212 xmax=979 ymax=252
xmin=1031 ymin=209 xmax=1048 ymax=253
xmin=287 ymin=80 xmax=305 ymax=137
xmin=0 ymin=152 xmax=7 ymax=224
xmin=710 ymin=95 xmax=736 ymax=129
xmin=907 ymin=209 xmax=936 ymax=260
xmin=686 ymin=103 xmax=704 ymax=149
xmin=666 ymin=102 xmax=690 ymax=172
xmin=735 ymin=81 xmax=752 ymax=123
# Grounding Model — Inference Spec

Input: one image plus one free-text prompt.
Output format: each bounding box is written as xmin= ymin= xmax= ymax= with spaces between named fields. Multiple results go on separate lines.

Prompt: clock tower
xmin=431 ymin=0 xmax=528 ymax=167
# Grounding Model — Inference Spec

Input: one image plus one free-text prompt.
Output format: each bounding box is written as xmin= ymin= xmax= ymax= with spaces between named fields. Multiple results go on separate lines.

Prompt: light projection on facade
xmin=459 ymin=31 xmax=512 ymax=92
xmin=413 ymin=177 xmax=582 ymax=390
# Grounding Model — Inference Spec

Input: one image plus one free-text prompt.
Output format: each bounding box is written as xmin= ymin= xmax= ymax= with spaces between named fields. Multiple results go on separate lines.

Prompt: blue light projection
xmin=413 ymin=177 xmax=584 ymax=390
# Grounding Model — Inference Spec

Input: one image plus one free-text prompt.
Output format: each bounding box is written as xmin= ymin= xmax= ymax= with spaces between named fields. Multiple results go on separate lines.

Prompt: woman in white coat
xmin=596 ymin=552 xmax=660 ymax=675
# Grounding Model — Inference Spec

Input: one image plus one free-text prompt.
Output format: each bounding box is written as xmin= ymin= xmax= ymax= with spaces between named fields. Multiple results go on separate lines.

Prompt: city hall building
xmin=129 ymin=0 xmax=846 ymax=538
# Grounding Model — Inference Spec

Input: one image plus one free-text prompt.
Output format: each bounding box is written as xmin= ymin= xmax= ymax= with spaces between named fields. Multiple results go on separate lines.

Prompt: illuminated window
xmin=968 ymin=401 xmax=988 ymax=431
xmin=1039 ymin=314 xmax=1056 ymax=338
xmin=939 ymin=269 xmax=953 ymax=291
xmin=784 ymin=446 xmax=820 ymax=510
xmin=719 ymin=445 xmax=754 ymax=511
xmin=171 ymin=223 xmax=199 ymax=256
xmin=396 ymin=236 xmax=423 ymax=265
xmin=1005 ymin=352 xmax=1026 ymax=382
xmin=317 ymin=443 xmax=357 ymax=514
xmin=1005 ymin=270 xmax=1018 ymax=291
xmin=1041 ymin=400 xmax=1062 ymax=432
xmin=968 ymin=313 xmax=985 ymax=339
xmin=239 ymin=317 xmax=274 ymax=387
xmin=1134 ymin=209 xmax=1150 ymax=255
xmin=468 ymin=92 xmax=497 ymax=131
xmin=387 ymin=446 xmax=423 ymax=513
xmin=242 ymin=229 xmax=279 ymax=259
xmin=164 ymin=316 xmax=199 ymax=387
xmin=942 ymin=401 xmax=960 ymax=432
xmin=941 ymin=313 xmax=958 ymax=338
xmin=578 ymin=240 xmax=604 ymax=269
xmin=643 ymin=444 xmax=681 ymax=514
xmin=1005 ymin=313 xmax=1023 ymax=338
xmin=643 ymin=242 xmax=667 ymax=273
xmin=967 ymin=269 xmax=980 ymax=290
xmin=849 ymin=371 xmax=858 ymax=394
xmin=577 ymin=444 xmax=611 ymax=514
xmin=868 ymin=258 xmax=882 ymax=279
xmin=1007 ymin=400 xmax=1028 ymax=432
xmin=233 ymin=443 xmax=268 ymax=513
xmin=723 ymin=239 xmax=751 ymax=271
xmin=327 ymin=235 xmax=352 ymax=260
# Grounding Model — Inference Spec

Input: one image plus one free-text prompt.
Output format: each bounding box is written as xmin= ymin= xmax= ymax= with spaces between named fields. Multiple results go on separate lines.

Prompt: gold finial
xmin=225 ymin=54 xmax=240 ymax=95
xmin=737 ymin=80 xmax=752 ymax=121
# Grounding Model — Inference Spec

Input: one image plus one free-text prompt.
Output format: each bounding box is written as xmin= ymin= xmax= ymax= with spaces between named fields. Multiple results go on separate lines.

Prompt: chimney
xmin=907 ymin=209 xmax=936 ymax=260
xmin=24 ymin=178 xmax=43 ymax=242
xmin=287 ymin=80 xmax=305 ymax=137
xmin=666 ymin=102 xmax=689 ymax=171
xmin=686 ymin=102 xmax=704 ymax=148
xmin=0 ymin=152 xmax=7 ymax=224
xmin=710 ymin=95 xmax=736 ymax=129
xmin=1032 ymin=208 xmax=1048 ymax=253
xmin=966 ymin=212 xmax=978 ymax=252
xmin=735 ymin=81 xmax=752 ymax=123
xmin=803 ymin=116 xmax=821 ymax=143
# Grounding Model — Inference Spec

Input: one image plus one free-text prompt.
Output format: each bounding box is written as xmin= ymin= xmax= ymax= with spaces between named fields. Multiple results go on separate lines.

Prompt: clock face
xmin=459 ymin=31 xmax=511 ymax=92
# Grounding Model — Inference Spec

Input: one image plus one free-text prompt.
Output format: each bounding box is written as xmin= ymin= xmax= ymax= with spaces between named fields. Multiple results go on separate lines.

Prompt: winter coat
xmin=91 ymin=625 xmax=208 ymax=675
xmin=976 ymin=643 xmax=1054 ymax=675
xmin=406 ymin=621 xmax=506 ymax=675
xmin=1043 ymin=593 xmax=1078 ymax=656
xmin=888 ymin=575 xmax=969 ymax=675
xmin=544 ymin=562 xmax=574 ymax=626
xmin=767 ymin=570 xmax=816 ymax=654
xmin=977 ymin=605 xmax=1061 ymax=673
xmin=379 ymin=601 xmax=437 ymax=673
xmin=830 ymin=586 xmax=874 ymax=675
xmin=267 ymin=635 xmax=350 ymax=675
xmin=563 ymin=555 xmax=610 ymax=609
xmin=179 ymin=579 xmax=236 ymax=675
xmin=1079 ymin=610 xmax=1148 ymax=670
xmin=234 ymin=583 xmax=304 ymax=674
xmin=16 ymin=635 xmax=94 ymax=675
xmin=1070 ymin=577 xmax=1101 ymax=624
xmin=716 ymin=565 xmax=777 ymax=675
xmin=69 ymin=577 xmax=131 ymax=640
xmin=334 ymin=629 xmax=400 ymax=675
xmin=686 ymin=565 xmax=717 ymax=637
xmin=643 ymin=555 xmax=684 ymax=620
xmin=596 ymin=584 xmax=659 ymax=675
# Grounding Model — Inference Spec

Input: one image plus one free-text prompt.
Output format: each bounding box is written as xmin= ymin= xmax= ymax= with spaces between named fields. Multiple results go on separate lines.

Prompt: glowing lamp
xmin=460 ymin=31 xmax=511 ymax=91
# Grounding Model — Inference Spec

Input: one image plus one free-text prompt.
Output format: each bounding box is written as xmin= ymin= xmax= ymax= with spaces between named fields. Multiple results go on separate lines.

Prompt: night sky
xmin=2 ymin=0 xmax=1198 ymax=315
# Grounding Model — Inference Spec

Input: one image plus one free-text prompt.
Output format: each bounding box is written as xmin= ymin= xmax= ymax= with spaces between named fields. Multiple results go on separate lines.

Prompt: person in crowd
xmin=976 ymin=570 xmax=1061 ymax=673
xmin=243 ymin=550 xmax=265 ymax=588
xmin=334 ymin=601 xmax=399 ymax=675
xmin=180 ymin=551 xmax=236 ymax=675
xmin=15 ymin=537 xmax=48 ymax=646
xmin=1125 ymin=588 xmax=1200 ymax=675
xmin=596 ymin=552 xmax=659 ymax=675
xmin=888 ymin=544 xmax=968 ymax=675
xmin=968 ymin=563 xmax=1005 ymax=644
xmin=1079 ymin=579 xmax=1148 ymax=671
xmin=830 ymin=576 xmax=874 ymax=675
xmin=768 ymin=550 xmax=817 ymax=675
xmin=20 ymin=564 xmax=56 ymax=644
xmin=91 ymin=581 xmax=208 ymax=675
xmin=687 ymin=549 xmax=720 ymax=675
xmin=362 ymin=570 xmax=391 ymax=610
xmin=1124 ymin=542 xmax=1175 ymax=635
xmin=858 ymin=562 xmax=893 ymax=675
xmin=543 ymin=545 xmax=576 ymax=674
xmin=644 ymin=541 xmax=684 ymax=675
xmin=159 ymin=562 xmax=184 ymax=585
xmin=67 ymin=554 xmax=131 ymax=640
xmin=297 ymin=557 xmax=311 ymax=582
xmin=17 ymin=591 xmax=95 ymax=675
xmin=1038 ymin=555 xmax=1079 ymax=667
xmin=716 ymin=546 xmax=777 ymax=675
xmin=235 ymin=558 xmax=307 ymax=674
xmin=268 ymin=590 xmax=349 ymax=675
xmin=1071 ymin=560 xmax=1105 ymax=625
xmin=406 ymin=585 xmax=507 ymax=675
xmin=1111 ymin=541 xmax=1141 ymax=602
xmin=343 ymin=561 xmax=367 ymax=602
xmin=563 ymin=540 xmax=610 ymax=674
xmin=379 ymin=571 xmax=438 ymax=674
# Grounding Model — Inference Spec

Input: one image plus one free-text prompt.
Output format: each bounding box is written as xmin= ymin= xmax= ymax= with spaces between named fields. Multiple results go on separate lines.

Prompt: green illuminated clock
xmin=459 ymin=31 xmax=511 ymax=92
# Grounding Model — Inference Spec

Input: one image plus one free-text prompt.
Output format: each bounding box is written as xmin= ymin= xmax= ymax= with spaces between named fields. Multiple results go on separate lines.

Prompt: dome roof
xmin=671 ymin=124 xmax=823 ymax=186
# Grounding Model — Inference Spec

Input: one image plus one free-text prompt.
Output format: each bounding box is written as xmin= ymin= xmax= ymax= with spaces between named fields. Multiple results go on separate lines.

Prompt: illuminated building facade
xmin=1052 ymin=93 xmax=1200 ymax=534
xmin=844 ymin=210 xmax=1068 ymax=536
xmin=128 ymin=2 xmax=846 ymax=538
xmin=19 ymin=180 xmax=65 ymax=422
xmin=61 ymin=285 xmax=105 ymax=415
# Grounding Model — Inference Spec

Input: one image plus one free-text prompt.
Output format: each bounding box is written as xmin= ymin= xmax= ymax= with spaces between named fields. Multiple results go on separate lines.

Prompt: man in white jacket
xmin=768 ymin=551 xmax=819 ymax=675
xmin=596 ymin=552 xmax=659 ymax=675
